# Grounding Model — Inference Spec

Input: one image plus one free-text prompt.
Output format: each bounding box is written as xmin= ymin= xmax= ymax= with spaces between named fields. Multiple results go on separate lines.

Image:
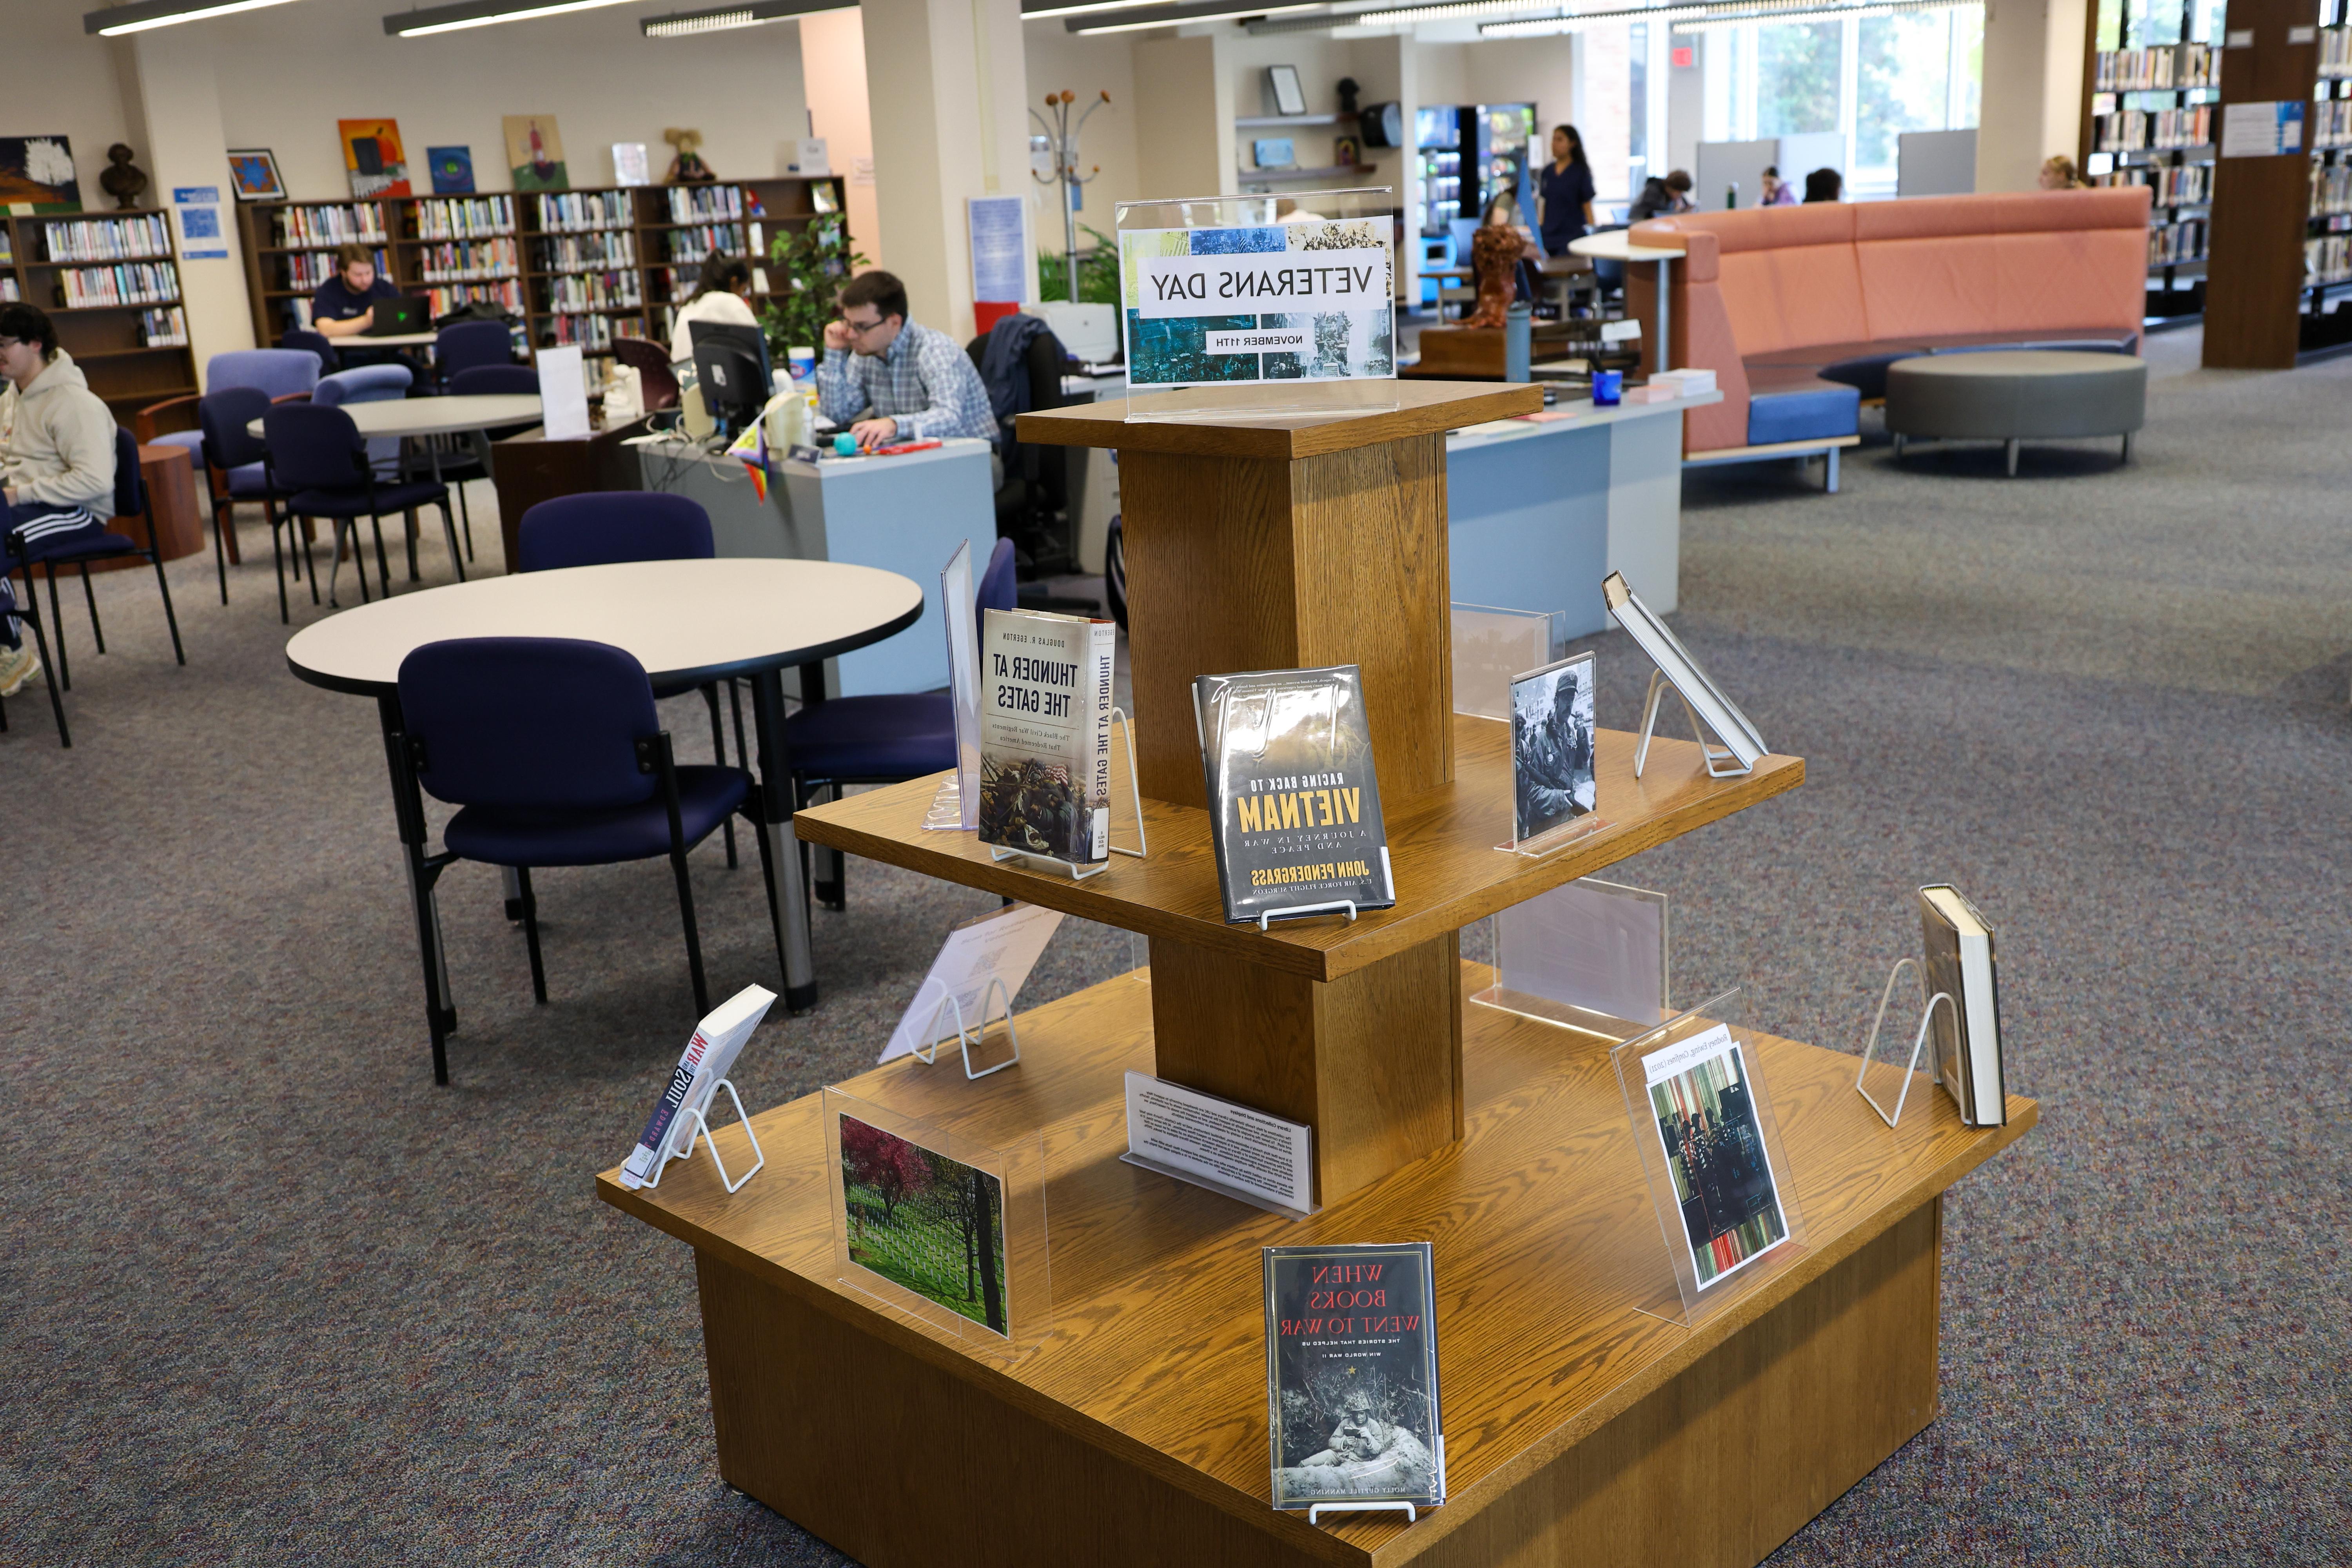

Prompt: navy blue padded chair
xmin=263 ymin=402 xmax=462 ymax=608
xmin=431 ymin=364 xmax=541 ymax=544
xmin=517 ymin=490 xmax=739 ymax=865
xmin=435 ymin=320 xmax=514 ymax=386
xmin=396 ymin=636 xmax=775 ymax=1023
xmin=788 ymin=535 xmax=1018 ymax=908
xmin=196 ymin=386 xmax=308 ymax=620
xmin=280 ymin=327 xmax=340 ymax=377
xmin=2 ymin=426 xmax=185 ymax=744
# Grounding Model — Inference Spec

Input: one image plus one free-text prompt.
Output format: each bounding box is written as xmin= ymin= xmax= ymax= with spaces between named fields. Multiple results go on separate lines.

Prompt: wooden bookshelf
xmin=231 ymin=176 xmax=849 ymax=361
xmin=3 ymin=208 xmax=197 ymax=421
xmin=2079 ymin=2 xmax=2221 ymax=321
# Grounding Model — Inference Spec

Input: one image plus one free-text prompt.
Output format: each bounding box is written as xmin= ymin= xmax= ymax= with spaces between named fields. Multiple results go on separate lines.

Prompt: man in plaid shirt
xmin=815 ymin=270 xmax=999 ymax=450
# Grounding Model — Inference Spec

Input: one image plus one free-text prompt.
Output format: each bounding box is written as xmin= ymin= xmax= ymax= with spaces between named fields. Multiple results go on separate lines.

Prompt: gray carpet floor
xmin=4 ymin=327 xmax=2346 ymax=1565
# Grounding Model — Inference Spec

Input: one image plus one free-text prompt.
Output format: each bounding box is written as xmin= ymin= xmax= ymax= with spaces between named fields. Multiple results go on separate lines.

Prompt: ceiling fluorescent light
xmin=1669 ymin=0 xmax=1972 ymax=29
xmin=1473 ymin=0 xmax=1970 ymax=33
xmin=85 ymin=0 xmax=307 ymax=36
xmin=384 ymin=0 xmax=634 ymax=36
xmin=1025 ymin=0 xmax=1182 ymax=18
xmin=1356 ymin=0 xmax=1556 ymax=24
xmin=1069 ymin=0 xmax=1327 ymax=30
xmin=641 ymin=0 xmax=849 ymax=35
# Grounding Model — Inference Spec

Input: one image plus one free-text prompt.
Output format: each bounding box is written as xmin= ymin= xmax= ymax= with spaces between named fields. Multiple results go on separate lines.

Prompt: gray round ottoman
xmin=1885 ymin=349 xmax=2147 ymax=475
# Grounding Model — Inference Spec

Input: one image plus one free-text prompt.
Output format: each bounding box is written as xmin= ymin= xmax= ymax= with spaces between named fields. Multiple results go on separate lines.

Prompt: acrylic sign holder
xmin=1854 ymin=956 xmax=1953 ymax=1129
xmin=641 ymin=1076 xmax=767 ymax=1196
xmin=987 ymin=706 xmax=1147 ymax=880
xmin=904 ymin=972 xmax=1022 ymax=1081
xmin=1634 ymin=670 xmax=1754 ymax=781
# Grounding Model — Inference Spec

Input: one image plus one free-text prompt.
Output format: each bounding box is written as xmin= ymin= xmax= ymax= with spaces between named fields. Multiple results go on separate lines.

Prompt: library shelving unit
xmin=4 ymin=209 xmax=196 ymax=423
xmin=599 ymin=381 xmax=2039 ymax=1568
xmin=234 ymin=176 xmax=847 ymax=361
xmin=2308 ymin=4 xmax=2352 ymax=343
xmin=2199 ymin=0 xmax=2338 ymax=365
xmin=2080 ymin=4 xmax=2220 ymax=322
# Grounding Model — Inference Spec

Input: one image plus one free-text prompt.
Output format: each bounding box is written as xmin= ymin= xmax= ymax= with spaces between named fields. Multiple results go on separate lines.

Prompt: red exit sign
xmin=1671 ymin=45 xmax=1695 ymax=68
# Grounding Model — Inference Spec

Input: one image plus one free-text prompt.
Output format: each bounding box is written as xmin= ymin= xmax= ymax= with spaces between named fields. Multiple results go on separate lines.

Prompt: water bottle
xmin=1726 ymin=181 xmax=1739 ymax=209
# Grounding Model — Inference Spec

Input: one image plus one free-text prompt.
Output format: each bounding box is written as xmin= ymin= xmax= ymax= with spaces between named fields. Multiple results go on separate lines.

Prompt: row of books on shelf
xmin=2093 ymin=42 xmax=2216 ymax=92
xmin=537 ymin=191 xmax=633 ymax=233
xmin=2313 ymin=100 xmax=2352 ymax=150
xmin=414 ymin=196 xmax=515 ymax=240
xmin=60 ymin=261 xmax=179 ymax=308
xmin=542 ymin=311 xmax=635 ymax=350
xmin=424 ymin=281 xmax=523 ymax=318
xmin=2092 ymin=105 xmax=2210 ymax=152
xmin=2309 ymin=234 xmax=2352 ymax=284
xmin=2095 ymin=161 xmax=2210 ymax=206
xmin=537 ymin=232 xmax=638 ymax=272
xmin=281 ymin=248 xmax=390 ymax=292
xmin=2149 ymin=220 xmax=2207 ymax=266
xmin=44 ymin=215 xmax=172 ymax=263
xmin=2315 ymin=160 xmax=2352 ymax=217
xmin=2324 ymin=25 xmax=2351 ymax=78
xmin=0 ymin=233 xmax=11 ymax=265
xmin=666 ymin=185 xmax=748 ymax=223
xmin=274 ymin=204 xmax=388 ymax=247
xmin=659 ymin=223 xmax=744 ymax=266
xmin=140 ymin=306 xmax=189 ymax=347
xmin=0 ymin=276 xmax=17 ymax=302
xmin=542 ymin=272 xmax=644 ymax=313
xmin=414 ymin=238 xmax=518 ymax=282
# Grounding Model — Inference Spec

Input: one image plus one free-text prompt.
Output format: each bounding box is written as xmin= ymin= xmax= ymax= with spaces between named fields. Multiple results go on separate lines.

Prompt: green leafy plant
xmin=1037 ymin=223 xmax=1121 ymax=305
xmin=761 ymin=212 xmax=869 ymax=358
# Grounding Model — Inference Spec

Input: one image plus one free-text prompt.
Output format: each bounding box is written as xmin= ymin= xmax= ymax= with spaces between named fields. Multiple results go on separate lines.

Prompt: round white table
xmin=248 ymin=393 xmax=542 ymax=441
xmin=330 ymin=330 xmax=440 ymax=349
xmin=287 ymin=557 xmax=926 ymax=1082
xmin=1569 ymin=231 xmax=1687 ymax=375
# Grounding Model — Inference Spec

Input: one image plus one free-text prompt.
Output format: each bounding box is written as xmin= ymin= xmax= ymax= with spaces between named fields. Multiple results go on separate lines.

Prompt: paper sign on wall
xmin=536 ymin=343 xmax=590 ymax=441
xmin=2221 ymin=100 xmax=2305 ymax=157
xmin=172 ymin=186 xmax=226 ymax=260
xmin=968 ymin=195 xmax=1028 ymax=306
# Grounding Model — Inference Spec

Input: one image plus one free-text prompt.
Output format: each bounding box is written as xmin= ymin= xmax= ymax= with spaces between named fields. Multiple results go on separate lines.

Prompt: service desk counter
xmin=1445 ymin=390 xmax=1720 ymax=635
xmin=633 ymin=435 xmax=991 ymax=697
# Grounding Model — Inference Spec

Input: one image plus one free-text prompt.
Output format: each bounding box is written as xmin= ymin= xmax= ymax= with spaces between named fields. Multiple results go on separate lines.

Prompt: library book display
xmin=599 ymin=382 xmax=2036 ymax=1567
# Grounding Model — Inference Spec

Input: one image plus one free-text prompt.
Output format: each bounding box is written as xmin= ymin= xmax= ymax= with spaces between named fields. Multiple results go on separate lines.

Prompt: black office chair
xmin=964 ymin=321 xmax=1085 ymax=609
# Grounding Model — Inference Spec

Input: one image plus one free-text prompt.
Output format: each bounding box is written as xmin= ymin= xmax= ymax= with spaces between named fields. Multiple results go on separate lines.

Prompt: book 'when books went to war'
xmin=1919 ymin=884 xmax=2007 ymax=1127
xmin=1195 ymin=665 xmax=1396 ymax=924
xmin=977 ymin=607 xmax=1118 ymax=868
xmin=1263 ymin=1242 xmax=1445 ymax=1512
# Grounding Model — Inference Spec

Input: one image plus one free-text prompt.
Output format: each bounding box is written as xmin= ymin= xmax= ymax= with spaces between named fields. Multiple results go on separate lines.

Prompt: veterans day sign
xmin=1120 ymin=211 xmax=1395 ymax=388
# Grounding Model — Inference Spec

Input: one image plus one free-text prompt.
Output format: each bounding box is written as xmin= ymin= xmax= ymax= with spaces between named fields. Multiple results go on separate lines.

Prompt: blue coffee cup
xmin=1593 ymin=369 xmax=1623 ymax=406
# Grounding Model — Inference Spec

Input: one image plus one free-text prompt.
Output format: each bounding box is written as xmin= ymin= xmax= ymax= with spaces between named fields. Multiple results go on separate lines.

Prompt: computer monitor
xmin=688 ymin=319 xmax=774 ymax=441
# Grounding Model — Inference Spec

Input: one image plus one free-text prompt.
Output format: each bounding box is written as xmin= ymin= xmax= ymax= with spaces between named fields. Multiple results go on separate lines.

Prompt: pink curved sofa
xmin=1627 ymin=187 xmax=2155 ymax=457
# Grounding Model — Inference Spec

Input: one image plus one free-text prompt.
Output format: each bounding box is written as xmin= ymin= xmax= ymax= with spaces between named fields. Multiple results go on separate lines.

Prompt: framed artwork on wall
xmin=225 ymin=148 xmax=285 ymax=201
xmin=426 ymin=147 xmax=475 ymax=195
xmin=0 ymin=136 xmax=83 ymax=211
xmin=503 ymin=114 xmax=568 ymax=192
xmin=339 ymin=118 xmax=413 ymax=200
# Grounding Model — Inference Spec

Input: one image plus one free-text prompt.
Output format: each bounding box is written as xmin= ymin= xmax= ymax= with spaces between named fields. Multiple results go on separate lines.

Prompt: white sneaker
xmin=0 ymin=642 xmax=41 ymax=698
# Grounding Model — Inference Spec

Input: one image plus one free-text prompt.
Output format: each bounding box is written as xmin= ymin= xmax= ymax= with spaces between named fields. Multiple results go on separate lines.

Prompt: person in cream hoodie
xmin=0 ymin=302 xmax=118 ymax=697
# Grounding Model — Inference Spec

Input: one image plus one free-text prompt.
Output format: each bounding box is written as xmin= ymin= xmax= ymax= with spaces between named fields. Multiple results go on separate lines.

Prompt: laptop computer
xmin=367 ymin=296 xmax=430 ymax=336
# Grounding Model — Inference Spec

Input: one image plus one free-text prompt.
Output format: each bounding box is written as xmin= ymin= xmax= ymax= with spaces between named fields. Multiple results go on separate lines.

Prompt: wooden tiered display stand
xmin=599 ymin=382 xmax=2036 ymax=1568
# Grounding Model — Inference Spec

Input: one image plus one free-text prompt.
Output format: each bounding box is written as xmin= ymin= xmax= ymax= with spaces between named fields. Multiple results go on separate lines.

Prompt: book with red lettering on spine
xmin=1262 ymin=1241 xmax=1444 ymax=1511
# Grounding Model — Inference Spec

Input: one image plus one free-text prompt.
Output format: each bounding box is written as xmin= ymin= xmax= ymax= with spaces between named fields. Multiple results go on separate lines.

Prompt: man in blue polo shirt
xmin=311 ymin=243 xmax=399 ymax=339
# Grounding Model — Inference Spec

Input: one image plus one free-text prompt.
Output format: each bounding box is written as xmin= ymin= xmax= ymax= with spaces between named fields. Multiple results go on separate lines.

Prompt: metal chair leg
xmin=654 ymin=737 xmax=712 ymax=1016
xmin=704 ymin=684 xmax=737 ymax=869
xmin=2121 ymin=430 xmax=2134 ymax=464
xmin=438 ymin=499 xmax=465 ymax=583
xmin=2005 ymin=438 xmax=2020 ymax=477
xmin=80 ymin=561 xmax=106 ymax=655
xmin=455 ymin=480 xmax=475 ymax=562
xmin=403 ymin=507 xmax=420 ymax=583
xmin=143 ymin=500 xmax=185 ymax=664
xmin=44 ymin=564 xmax=70 ymax=690
xmin=268 ymin=502 xmax=290 ymax=624
xmin=212 ymin=495 xmax=231 ymax=604
xmin=1825 ymin=446 xmax=1841 ymax=495
xmin=370 ymin=514 xmax=392 ymax=597
xmin=517 ymin=865 xmax=548 ymax=1004
xmin=14 ymin=574 xmax=70 ymax=747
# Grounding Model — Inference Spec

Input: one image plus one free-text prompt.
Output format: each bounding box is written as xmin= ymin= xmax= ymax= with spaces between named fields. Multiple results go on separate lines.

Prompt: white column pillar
xmin=127 ymin=31 xmax=256 ymax=382
xmin=802 ymin=8 xmax=882 ymax=276
xmin=1975 ymin=0 xmax=2090 ymax=192
xmin=858 ymin=0 xmax=1033 ymax=341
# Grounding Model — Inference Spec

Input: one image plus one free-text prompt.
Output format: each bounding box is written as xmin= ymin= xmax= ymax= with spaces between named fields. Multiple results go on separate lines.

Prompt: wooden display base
xmin=796 ymin=720 xmax=1801 ymax=1203
xmin=599 ymin=964 xmax=2034 ymax=1568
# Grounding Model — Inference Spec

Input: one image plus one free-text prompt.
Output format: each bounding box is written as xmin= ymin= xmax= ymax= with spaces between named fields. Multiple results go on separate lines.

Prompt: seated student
xmin=1759 ymin=165 xmax=1798 ymax=207
xmin=813 ymin=269 xmax=997 ymax=450
xmin=668 ymin=255 xmax=760 ymax=364
xmin=309 ymin=243 xmax=400 ymax=340
xmin=2039 ymin=155 xmax=2086 ymax=190
xmin=0 ymin=303 xmax=118 ymax=696
xmin=1803 ymin=167 xmax=1844 ymax=203
xmin=1662 ymin=169 xmax=1696 ymax=212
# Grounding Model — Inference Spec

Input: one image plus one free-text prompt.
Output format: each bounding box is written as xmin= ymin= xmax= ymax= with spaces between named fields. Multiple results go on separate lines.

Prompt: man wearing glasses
xmin=0 ymin=303 xmax=118 ymax=697
xmin=815 ymin=270 xmax=997 ymax=452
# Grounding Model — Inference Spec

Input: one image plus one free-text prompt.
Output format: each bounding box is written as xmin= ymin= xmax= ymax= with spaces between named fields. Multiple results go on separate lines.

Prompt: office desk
xmin=1446 ymin=391 xmax=1722 ymax=632
xmin=635 ymin=436 xmax=990 ymax=697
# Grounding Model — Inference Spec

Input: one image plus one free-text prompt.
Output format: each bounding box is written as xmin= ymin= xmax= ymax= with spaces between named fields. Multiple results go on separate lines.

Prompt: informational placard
xmin=1123 ymin=1070 xmax=1313 ymax=1215
xmin=172 ymin=186 xmax=226 ymax=260
xmin=1116 ymin=191 xmax=1395 ymax=390
xmin=612 ymin=143 xmax=650 ymax=187
xmin=967 ymin=194 xmax=1027 ymax=306
xmin=2221 ymin=100 xmax=2305 ymax=158
xmin=793 ymin=137 xmax=830 ymax=176
xmin=882 ymin=903 xmax=1062 ymax=1062
xmin=536 ymin=343 xmax=590 ymax=441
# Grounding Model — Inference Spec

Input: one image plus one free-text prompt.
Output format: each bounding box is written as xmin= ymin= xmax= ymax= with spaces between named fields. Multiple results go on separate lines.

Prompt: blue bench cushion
xmin=784 ymin=691 xmax=955 ymax=783
xmin=1746 ymin=371 xmax=1860 ymax=446
xmin=445 ymin=764 xmax=748 ymax=867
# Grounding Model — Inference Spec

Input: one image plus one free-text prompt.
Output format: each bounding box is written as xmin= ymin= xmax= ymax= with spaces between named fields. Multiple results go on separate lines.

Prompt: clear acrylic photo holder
xmin=1115 ymin=188 xmax=1398 ymax=425
xmin=823 ymin=1086 xmax=1050 ymax=1359
xmin=987 ymin=707 xmax=1147 ymax=880
xmin=1853 ymin=956 xmax=1953 ymax=1129
xmin=922 ymin=539 xmax=982 ymax=831
xmin=1450 ymin=603 xmax=1566 ymax=721
xmin=1609 ymin=987 xmax=1810 ymax=1328
xmin=1470 ymin=877 xmax=1670 ymax=1044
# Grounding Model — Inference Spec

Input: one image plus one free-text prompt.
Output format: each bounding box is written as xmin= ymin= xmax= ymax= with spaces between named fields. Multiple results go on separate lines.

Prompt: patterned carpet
xmin=3 ymin=328 xmax=2345 ymax=1566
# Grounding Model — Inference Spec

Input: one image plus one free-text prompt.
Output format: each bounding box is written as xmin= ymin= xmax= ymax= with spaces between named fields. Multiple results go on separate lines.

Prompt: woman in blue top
xmin=1536 ymin=125 xmax=1596 ymax=258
